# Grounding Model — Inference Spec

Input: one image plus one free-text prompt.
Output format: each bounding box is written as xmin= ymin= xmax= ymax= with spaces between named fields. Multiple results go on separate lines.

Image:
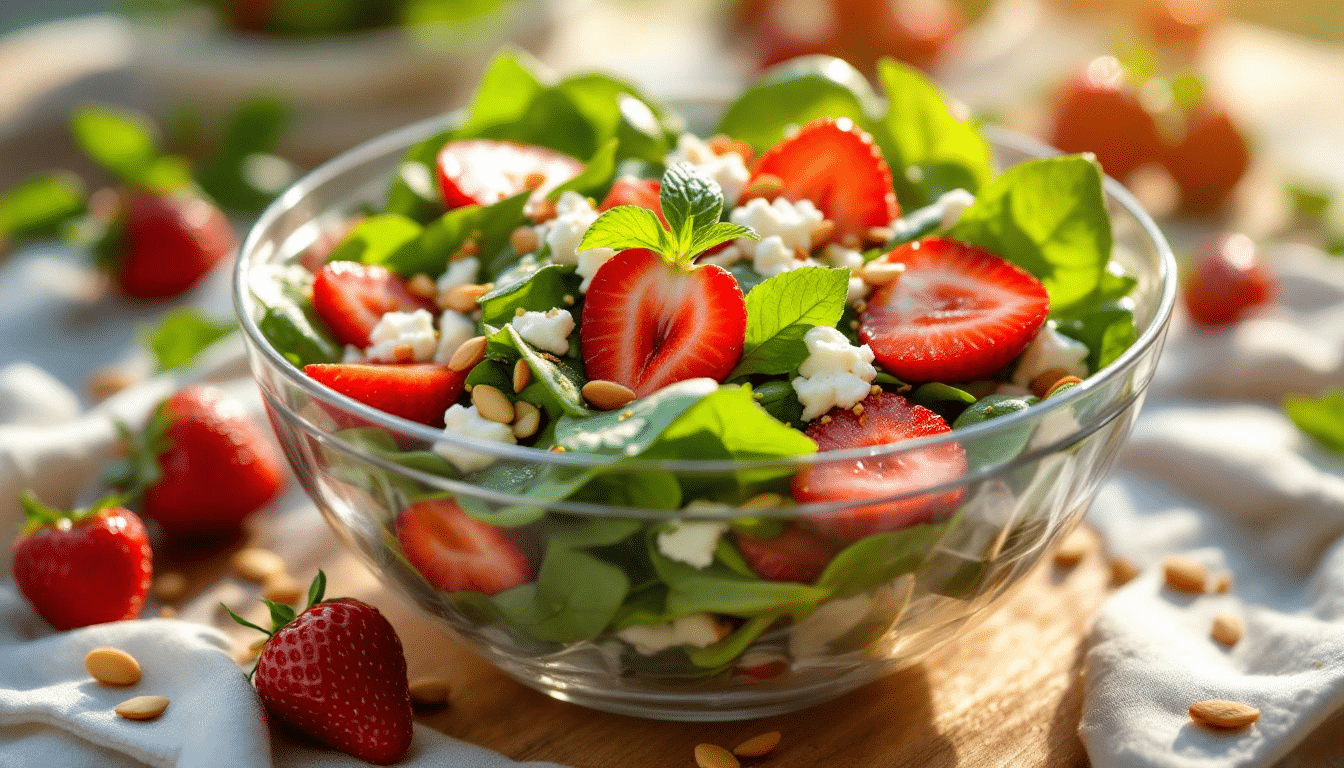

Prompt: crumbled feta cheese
xmin=510 ymin=308 xmax=575 ymax=356
xmin=889 ymin=188 xmax=977 ymax=242
xmin=433 ymin=310 xmax=477 ymax=365
xmin=791 ymin=326 xmax=878 ymax=421
xmin=752 ymin=235 xmax=819 ymax=278
xmin=821 ymin=244 xmax=871 ymax=304
xmin=435 ymin=404 xmax=516 ymax=472
xmin=657 ymin=519 xmax=729 ymax=569
xmin=538 ymin=191 xmax=602 ymax=266
xmin=617 ymin=613 xmax=723 ymax=656
xmin=666 ymin=134 xmax=751 ymax=206
xmin=1010 ymin=322 xmax=1089 ymax=387
xmin=575 ymin=246 xmax=616 ymax=292
xmin=341 ymin=344 xmax=364 ymax=363
xmin=730 ymin=196 xmax=824 ymax=254
xmin=365 ymin=309 xmax=438 ymax=363
xmin=436 ymin=256 xmax=481 ymax=294
xmin=936 ymin=188 xmax=976 ymax=230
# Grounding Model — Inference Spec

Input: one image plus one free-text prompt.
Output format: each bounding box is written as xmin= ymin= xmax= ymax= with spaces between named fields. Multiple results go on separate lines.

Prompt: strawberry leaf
xmin=0 ymin=172 xmax=86 ymax=239
xmin=265 ymin=599 xmax=296 ymax=628
xmin=223 ymin=604 xmax=272 ymax=636
xmin=142 ymin=308 xmax=236 ymax=372
xmin=579 ymin=205 xmax=669 ymax=253
xmin=104 ymin=405 xmax=173 ymax=504
xmin=307 ymin=570 xmax=328 ymax=608
xmin=730 ymin=267 xmax=849 ymax=379
xmin=1284 ymin=390 xmax=1344 ymax=453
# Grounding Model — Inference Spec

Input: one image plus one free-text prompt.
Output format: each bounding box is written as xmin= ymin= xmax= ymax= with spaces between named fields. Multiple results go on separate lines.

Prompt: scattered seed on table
xmin=733 ymin=731 xmax=781 ymax=758
xmin=409 ymin=677 xmax=452 ymax=712
xmin=85 ymin=648 xmax=141 ymax=686
xmin=1163 ymin=556 xmax=1209 ymax=594
xmin=115 ymin=695 xmax=169 ymax=721
xmin=1211 ymin=613 xmax=1244 ymax=646
xmin=231 ymin=548 xmax=286 ymax=583
xmin=1189 ymin=699 xmax=1259 ymax=730
xmin=1110 ymin=557 xmax=1141 ymax=586
xmin=1053 ymin=528 xmax=1091 ymax=568
xmin=694 ymin=743 xmax=739 ymax=768
xmin=152 ymin=572 xmax=188 ymax=603
xmin=262 ymin=573 xmax=304 ymax=604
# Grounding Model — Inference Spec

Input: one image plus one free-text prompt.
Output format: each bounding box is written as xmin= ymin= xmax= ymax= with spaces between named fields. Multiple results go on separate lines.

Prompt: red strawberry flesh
xmin=580 ymin=248 xmax=747 ymax=397
xmin=304 ymin=362 xmax=466 ymax=427
xmin=311 ymin=261 xmax=435 ymax=348
xmin=436 ymin=139 xmax=583 ymax=210
xmin=735 ymin=524 xmax=839 ymax=583
xmin=794 ymin=392 xmax=967 ymax=542
xmin=859 ymin=237 xmax=1050 ymax=382
xmin=750 ymin=117 xmax=900 ymax=242
xmin=396 ymin=498 xmax=533 ymax=595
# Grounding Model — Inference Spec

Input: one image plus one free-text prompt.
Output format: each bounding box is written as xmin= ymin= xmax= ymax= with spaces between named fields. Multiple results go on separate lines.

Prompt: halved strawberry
xmin=735 ymin=524 xmax=839 ymax=583
xmin=794 ymin=392 xmax=967 ymax=542
xmin=599 ymin=176 xmax=667 ymax=227
xmin=859 ymin=237 xmax=1049 ymax=382
xmin=311 ymin=261 xmax=435 ymax=348
xmin=580 ymin=248 xmax=747 ymax=397
xmin=304 ymin=363 xmax=466 ymax=427
xmin=436 ymin=139 xmax=583 ymax=210
xmin=396 ymin=498 xmax=533 ymax=595
xmin=749 ymin=117 xmax=900 ymax=242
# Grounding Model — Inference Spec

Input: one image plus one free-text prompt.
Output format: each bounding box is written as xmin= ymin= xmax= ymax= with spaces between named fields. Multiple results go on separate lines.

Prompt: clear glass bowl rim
xmin=234 ymin=108 xmax=1178 ymax=474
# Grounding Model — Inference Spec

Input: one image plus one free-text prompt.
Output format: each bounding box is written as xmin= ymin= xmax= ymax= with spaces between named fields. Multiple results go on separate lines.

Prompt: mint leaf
xmin=717 ymin=55 xmax=879 ymax=152
xmin=874 ymin=59 xmax=993 ymax=209
xmin=329 ymin=214 xmax=423 ymax=269
xmin=690 ymin=221 xmax=755 ymax=257
xmin=660 ymin=162 xmax=725 ymax=254
xmin=579 ymin=205 xmax=669 ymax=253
xmin=944 ymin=155 xmax=1111 ymax=313
xmin=730 ymin=267 xmax=849 ymax=378
xmin=70 ymin=105 xmax=162 ymax=187
xmin=0 ymin=172 xmax=86 ymax=238
xmin=142 ymin=308 xmax=236 ymax=371
xmin=1284 ymin=390 xmax=1344 ymax=452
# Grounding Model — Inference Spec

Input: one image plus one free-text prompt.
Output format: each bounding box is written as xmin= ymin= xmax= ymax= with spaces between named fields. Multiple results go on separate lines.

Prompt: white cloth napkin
xmin=0 ymin=249 xmax=567 ymax=768
xmin=1080 ymin=244 xmax=1344 ymax=767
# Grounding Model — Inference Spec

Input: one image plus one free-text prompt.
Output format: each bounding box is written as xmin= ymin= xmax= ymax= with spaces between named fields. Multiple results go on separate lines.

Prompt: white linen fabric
xmin=1080 ymin=244 xmax=1344 ymax=767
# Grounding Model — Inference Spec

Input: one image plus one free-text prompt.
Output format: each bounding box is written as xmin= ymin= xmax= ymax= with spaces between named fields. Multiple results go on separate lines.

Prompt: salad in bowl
xmin=236 ymin=53 xmax=1175 ymax=720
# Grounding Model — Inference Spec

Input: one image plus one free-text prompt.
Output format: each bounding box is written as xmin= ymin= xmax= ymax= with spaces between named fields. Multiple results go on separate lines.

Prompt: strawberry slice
xmin=580 ymin=248 xmax=747 ymax=397
xmin=735 ymin=524 xmax=839 ymax=583
xmin=859 ymin=237 xmax=1049 ymax=382
xmin=304 ymin=363 xmax=466 ymax=427
xmin=794 ymin=392 xmax=967 ymax=543
xmin=749 ymin=117 xmax=900 ymax=243
xmin=311 ymin=261 xmax=435 ymax=348
xmin=436 ymin=139 xmax=583 ymax=210
xmin=396 ymin=498 xmax=533 ymax=595
xmin=599 ymin=176 xmax=667 ymax=227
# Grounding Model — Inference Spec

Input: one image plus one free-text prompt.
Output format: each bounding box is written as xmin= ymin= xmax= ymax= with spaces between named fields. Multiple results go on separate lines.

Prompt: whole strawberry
xmin=229 ymin=573 xmax=413 ymax=765
xmin=96 ymin=188 xmax=236 ymax=299
xmin=13 ymin=492 xmax=153 ymax=631
xmin=110 ymin=386 xmax=286 ymax=538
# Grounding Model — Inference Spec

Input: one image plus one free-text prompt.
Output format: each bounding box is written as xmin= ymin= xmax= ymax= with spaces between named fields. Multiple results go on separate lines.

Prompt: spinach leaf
xmin=252 ymin=266 xmax=340 ymax=366
xmin=554 ymin=378 xmax=716 ymax=455
xmin=504 ymin=324 xmax=589 ymax=418
xmin=0 ymin=172 xmax=86 ymax=238
xmin=652 ymin=546 xmax=828 ymax=618
xmin=478 ymin=263 xmax=579 ymax=326
xmin=716 ymin=56 xmax=879 ymax=152
xmin=729 ymin=267 xmax=849 ymax=379
xmin=328 ymin=214 xmax=423 ymax=268
xmin=815 ymin=521 xmax=950 ymax=598
xmin=491 ymin=546 xmax=630 ymax=643
xmin=687 ymin=613 xmax=780 ymax=669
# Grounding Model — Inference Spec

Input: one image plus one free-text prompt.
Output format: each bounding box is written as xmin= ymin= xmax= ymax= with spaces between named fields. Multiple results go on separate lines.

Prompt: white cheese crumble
xmin=617 ymin=613 xmax=723 ymax=656
xmin=510 ymin=308 xmax=575 ymax=356
xmin=666 ymin=134 xmax=751 ymax=206
xmin=729 ymin=197 xmax=825 ymax=278
xmin=657 ymin=518 xmax=729 ymax=569
xmin=538 ymin=191 xmax=605 ymax=267
xmin=697 ymin=244 xmax=745 ymax=268
xmin=1010 ymin=322 xmax=1089 ymax=387
xmin=889 ymin=188 xmax=977 ymax=242
xmin=752 ymin=236 xmax=818 ymax=278
xmin=433 ymin=310 xmax=477 ymax=365
xmin=435 ymin=256 xmax=481 ymax=294
xmin=341 ymin=344 xmax=364 ymax=363
xmin=435 ymin=404 xmax=516 ymax=472
xmin=575 ymin=247 xmax=616 ymax=293
xmin=791 ymin=326 xmax=878 ymax=421
xmin=821 ymin=244 xmax=871 ymax=304
xmin=365 ymin=309 xmax=438 ymax=363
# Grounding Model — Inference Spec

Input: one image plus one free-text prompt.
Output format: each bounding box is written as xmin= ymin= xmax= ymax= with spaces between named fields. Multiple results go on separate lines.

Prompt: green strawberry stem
xmin=224 ymin=570 xmax=329 ymax=639
xmin=103 ymin=403 xmax=174 ymax=503
xmin=18 ymin=490 xmax=122 ymax=536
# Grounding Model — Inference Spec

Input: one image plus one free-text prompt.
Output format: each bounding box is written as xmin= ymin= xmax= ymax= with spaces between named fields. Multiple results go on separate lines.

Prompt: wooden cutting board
xmin=275 ymin=526 xmax=1113 ymax=768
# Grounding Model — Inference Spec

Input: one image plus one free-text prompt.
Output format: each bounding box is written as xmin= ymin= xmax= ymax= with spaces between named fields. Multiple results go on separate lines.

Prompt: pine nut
xmin=152 ymin=572 xmax=188 ymax=603
xmin=85 ymin=648 xmax=141 ymax=686
xmin=472 ymin=385 xmax=515 ymax=424
xmin=810 ymin=219 xmax=836 ymax=246
xmin=858 ymin=259 xmax=905 ymax=286
xmin=694 ymin=743 xmax=740 ymax=768
xmin=1163 ymin=556 xmax=1209 ymax=594
xmin=1211 ymin=613 xmax=1244 ymax=646
xmin=158 ymin=606 xmax=177 ymax=619
xmin=409 ymin=677 xmax=452 ymax=711
xmin=115 ymin=695 xmax=170 ymax=721
xmin=1053 ymin=527 xmax=1091 ymax=568
xmin=1030 ymin=368 xmax=1075 ymax=399
xmin=87 ymin=367 xmax=138 ymax=401
xmin=582 ymin=379 xmax=637 ymax=411
xmin=1189 ymin=699 xmax=1259 ymax=729
xmin=407 ymin=273 xmax=437 ymax=299
xmin=512 ymin=401 xmax=541 ymax=439
xmin=864 ymin=225 xmax=894 ymax=245
xmin=1215 ymin=573 xmax=1234 ymax=593
xmin=510 ymin=226 xmax=540 ymax=255
xmin=447 ymin=336 xmax=487 ymax=372
xmin=733 ymin=731 xmax=781 ymax=758
xmin=262 ymin=573 xmax=304 ymax=604
xmin=740 ymin=492 xmax=784 ymax=511
xmin=740 ymin=173 xmax=782 ymax=202
xmin=512 ymin=359 xmax=533 ymax=392
xmin=1110 ymin=557 xmax=1141 ymax=587
xmin=232 ymin=548 xmax=285 ymax=583
xmin=441 ymin=283 xmax=489 ymax=313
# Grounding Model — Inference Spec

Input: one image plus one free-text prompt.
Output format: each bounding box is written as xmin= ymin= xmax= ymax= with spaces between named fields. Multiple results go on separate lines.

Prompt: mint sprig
xmin=579 ymin=163 xmax=756 ymax=268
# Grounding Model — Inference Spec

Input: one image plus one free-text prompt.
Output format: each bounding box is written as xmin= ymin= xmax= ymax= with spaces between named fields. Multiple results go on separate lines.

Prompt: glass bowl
xmin=233 ymin=109 xmax=1176 ymax=721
